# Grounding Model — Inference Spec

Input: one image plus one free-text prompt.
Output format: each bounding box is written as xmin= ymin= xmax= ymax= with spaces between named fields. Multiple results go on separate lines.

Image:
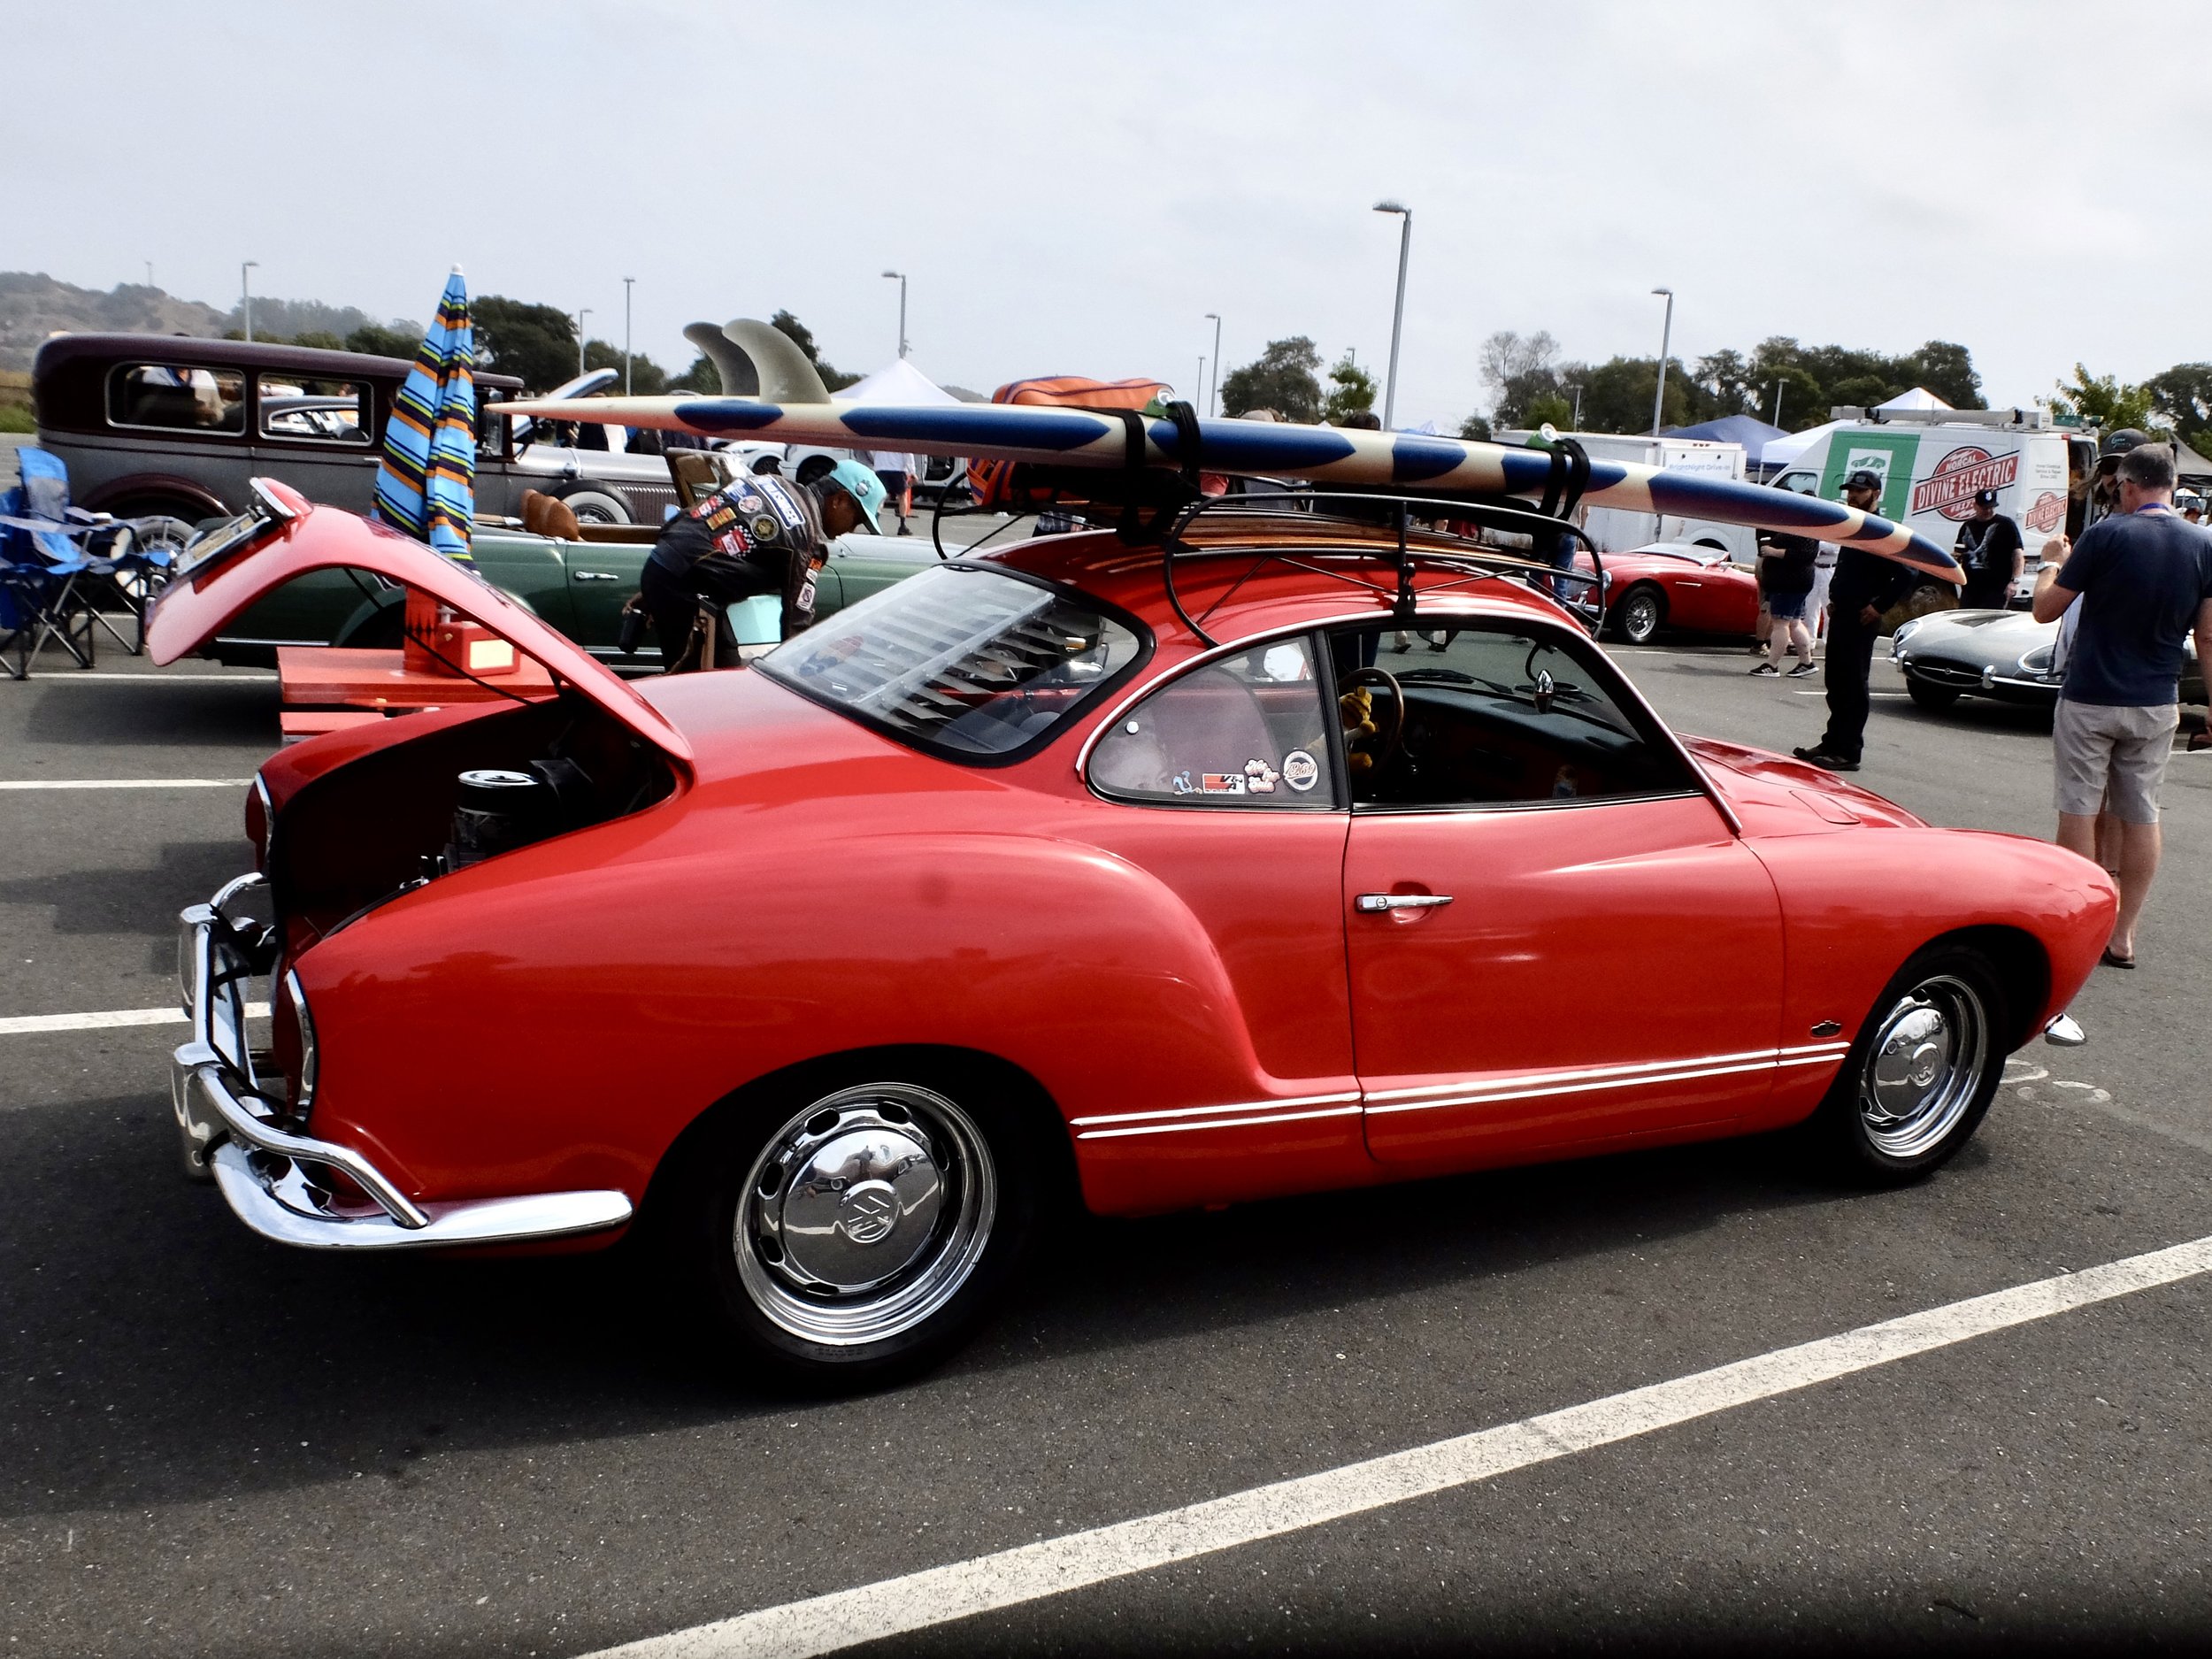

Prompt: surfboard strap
xmin=1106 ymin=400 xmax=1203 ymax=545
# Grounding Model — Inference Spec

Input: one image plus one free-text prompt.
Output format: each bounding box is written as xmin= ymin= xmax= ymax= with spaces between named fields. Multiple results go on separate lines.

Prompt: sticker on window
xmin=1282 ymin=749 xmax=1319 ymax=793
xmin=1199 ymin=772 xmax=1247 ymax=795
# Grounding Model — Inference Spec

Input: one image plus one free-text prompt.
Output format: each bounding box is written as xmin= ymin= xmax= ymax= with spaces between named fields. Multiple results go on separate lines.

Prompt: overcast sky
xmin=5 ymin=1 xmax=2200 ymax=425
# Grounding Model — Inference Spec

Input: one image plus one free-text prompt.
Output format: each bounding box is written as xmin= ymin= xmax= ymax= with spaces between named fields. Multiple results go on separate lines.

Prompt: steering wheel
xmin=1338 ymin=665 xmax=1406 ymax=770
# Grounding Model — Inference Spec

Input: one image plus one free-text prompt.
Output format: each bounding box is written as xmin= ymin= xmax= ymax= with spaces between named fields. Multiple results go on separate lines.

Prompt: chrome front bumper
xmin=173 ymin=876 xmax=633 ymax=1251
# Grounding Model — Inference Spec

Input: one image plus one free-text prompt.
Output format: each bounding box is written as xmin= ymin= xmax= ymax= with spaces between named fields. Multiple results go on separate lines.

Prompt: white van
xmin=1501 ymin=430 xmax=1757 ymax=564
xmin=1769 ymin=409 xmax=2092 ymax=596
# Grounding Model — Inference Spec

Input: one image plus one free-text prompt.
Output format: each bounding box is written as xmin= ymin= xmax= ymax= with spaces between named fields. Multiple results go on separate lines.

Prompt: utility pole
xmin=576 ymin=309 xmax=591 ymax=379
xmin=1374 ymin=202 xmax=1412 ymax=429
xmin=623 ymin=277 xmax=635 ymax=395
xmin=1204 ymin=311 xmax=1223 ymax=417
xmin=1649 ymin=287 xmax=1675 ymax=436
xmin=882 ymin=271 xmax=908 ymax=359
xmin=240 ymin=261 xmax=258 ymax=342
xmin=1771 ymin=380 xmax=1784 ymax=428
xmin=1196 ymin=357 xmax=1205 ymax=409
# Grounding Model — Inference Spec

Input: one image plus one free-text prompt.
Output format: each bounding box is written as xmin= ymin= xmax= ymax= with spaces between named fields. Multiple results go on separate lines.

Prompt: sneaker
xmin=1792 ymin=744 xmax=1860 ymax=772
xmin=1749 ymin=662 xmax=1779 ymax=676
xmin=1750 ymin=641 xmax=1769 ymax=655
xmin=1786 ymin=658 xmax=1818 ymax=677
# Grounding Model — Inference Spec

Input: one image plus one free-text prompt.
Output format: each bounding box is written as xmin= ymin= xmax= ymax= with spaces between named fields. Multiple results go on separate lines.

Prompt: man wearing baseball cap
xmin=1793 ymin=468 xmax=1918 ymax=772
xmin=1955 ymin=487 xmax=2024 ymax=611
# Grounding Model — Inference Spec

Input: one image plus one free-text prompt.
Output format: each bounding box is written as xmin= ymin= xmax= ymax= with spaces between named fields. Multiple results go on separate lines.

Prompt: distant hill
xmin=0 ymin=273 xmax=420 ymax=373
xmin=0 ymin=273 xmax=228 ymax=371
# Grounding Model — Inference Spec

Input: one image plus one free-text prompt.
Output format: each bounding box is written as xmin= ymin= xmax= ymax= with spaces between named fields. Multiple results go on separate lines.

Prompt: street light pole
xmin=1203 ymin=311 xmax=1222 ymax=417
xmin=882 ymin=271 xmax=908 ymax=359
xmin=623 ymin=277 xmax=635 ymax=395
xmin=1196 ymin=356 xmax=1205 ymax=409
xmin=240 ymin=261 xmax=258 ymax=342
xmin=1770 ymin=380 xmax=1784 ymax=428
xmin=1649 ymin=286 xmax=1674 ymax=437
xmin=576 ymin=309 xmax=591 ymax=379
xmin=1373 ymin=202 xmax=1411 ymax=430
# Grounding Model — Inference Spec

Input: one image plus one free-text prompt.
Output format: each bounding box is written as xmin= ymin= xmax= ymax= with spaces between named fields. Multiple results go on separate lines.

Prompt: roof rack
xmin=1154 ymin=488 xmax=1606 ymax=649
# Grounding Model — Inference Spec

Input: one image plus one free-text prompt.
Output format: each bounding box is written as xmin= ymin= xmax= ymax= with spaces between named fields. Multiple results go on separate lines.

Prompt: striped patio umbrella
xmin=373 ymin=265 xmax=476 ymax=562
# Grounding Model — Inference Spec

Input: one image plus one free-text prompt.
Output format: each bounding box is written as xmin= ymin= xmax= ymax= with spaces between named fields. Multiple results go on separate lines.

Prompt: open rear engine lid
xmin=144 ymin=479 xmax=694 ymax=768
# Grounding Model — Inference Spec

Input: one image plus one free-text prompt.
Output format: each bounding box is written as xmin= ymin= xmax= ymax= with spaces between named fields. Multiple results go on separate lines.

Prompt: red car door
xmin=1332 ymin=622 xmax=1787 ymax=1166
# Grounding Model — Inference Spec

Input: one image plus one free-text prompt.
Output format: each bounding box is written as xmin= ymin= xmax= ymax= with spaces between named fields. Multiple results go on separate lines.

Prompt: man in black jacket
xmin=1794 ymin=469 xmax=1917 ymax=772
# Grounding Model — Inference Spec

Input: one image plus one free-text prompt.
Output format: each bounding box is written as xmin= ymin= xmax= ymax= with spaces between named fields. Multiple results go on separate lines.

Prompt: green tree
xmin=288 ymin=329 xmax=346 ymax=352
xmin=1479 ymin=329 xmax=1563 ymax=427
xmin=2146 ymin=362 xmax=2212 ymax=455
xmin=1456 ymin=412 xmax=1492 ymax=442
xmin=1218 ymin=336 xmax=1323 ymax=422
xmin=345 ymin=322 xmax=423 ymax=360
xmin=1693 ymin=348 xmax=1755 ymax=418
xmin=1523 ymin=392 xmax=1573 ymax=430
xmin=1320 ymin=350 xmax=1377 ymax=423
xmin=2053 ymin=364 xmax=2158 ymax=436
xmin=474 ymin=296 xmax=580 ymax=392
xmin=1572 ymin=356 xmax=1697 ymax=434
xmin=582 ymin=339 xmax=669 ymax=395
xmin=669 ymin=354 xmax=721 ymax=393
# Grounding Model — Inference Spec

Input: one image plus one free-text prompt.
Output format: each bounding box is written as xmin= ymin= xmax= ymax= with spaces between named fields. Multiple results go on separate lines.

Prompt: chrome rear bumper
xmin=173 ymin=877 xmax=633 ymax=1251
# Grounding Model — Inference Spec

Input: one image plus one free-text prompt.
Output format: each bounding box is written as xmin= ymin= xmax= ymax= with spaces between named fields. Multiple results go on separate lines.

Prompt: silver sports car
xmin=1890 ymin=609 xmax=2203 ymax=712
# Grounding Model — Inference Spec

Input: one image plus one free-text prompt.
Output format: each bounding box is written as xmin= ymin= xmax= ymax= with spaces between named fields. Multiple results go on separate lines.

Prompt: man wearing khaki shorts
xmin=2032 ymin=442 xmax=2212 ymax=967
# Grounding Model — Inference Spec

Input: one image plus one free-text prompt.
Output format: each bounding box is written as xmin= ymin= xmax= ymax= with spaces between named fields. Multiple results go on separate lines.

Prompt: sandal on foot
xmin=2101 ymin=947 xmax=2137 ymax=970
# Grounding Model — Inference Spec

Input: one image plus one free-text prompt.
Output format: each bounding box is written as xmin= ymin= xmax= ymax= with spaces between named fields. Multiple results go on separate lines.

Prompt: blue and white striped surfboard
xmin=500 ymin=393 xmax=1966 ymax=582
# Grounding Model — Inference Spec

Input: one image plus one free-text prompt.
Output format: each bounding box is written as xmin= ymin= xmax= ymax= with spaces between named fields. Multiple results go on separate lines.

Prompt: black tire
xmin=1813 ymin=942 xmax=2009 ymax=1185
xmin=1906 ymin=674 xmax=1962 ymax=711
xmin=658 ymin=1063 xmax=1045 ymax=1391
xmin=1615 ymin=584 xmax=1666 ymax=645
xmin=551 ymin=482 xmax=633 ymax=526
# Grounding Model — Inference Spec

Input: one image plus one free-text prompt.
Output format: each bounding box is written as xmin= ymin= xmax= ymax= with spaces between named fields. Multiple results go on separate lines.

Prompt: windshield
xmin=758 ymin=564 xmax=1145 ymax=761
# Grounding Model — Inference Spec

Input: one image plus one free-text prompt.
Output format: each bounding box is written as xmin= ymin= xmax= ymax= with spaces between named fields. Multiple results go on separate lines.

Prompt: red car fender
xmin=1744 ymin=826 xmax=2113 ymax=1128
xmin=292 ymin=814 xmax=1348 ymax=1214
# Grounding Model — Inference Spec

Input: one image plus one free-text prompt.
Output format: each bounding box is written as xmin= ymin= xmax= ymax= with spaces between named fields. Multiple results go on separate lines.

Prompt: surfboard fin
xmin=722 ymin=319 xmax=833 ymax=405
xmin=681 ymin=323 xmax=757 ymax=396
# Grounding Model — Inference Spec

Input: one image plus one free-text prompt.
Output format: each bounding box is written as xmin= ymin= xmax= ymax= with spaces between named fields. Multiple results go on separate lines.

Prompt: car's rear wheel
xmin=1616 ymin=584 xmax=1666 ymax=644
xmin=671 ymin=1073 xmax=1039 ymax=1389
xmin=1906 ymin=674 xmax=1962 ymax=710
xmin=551 ymin=482 xmax=632 ymax=526
xmin=1815 ymin=944 xmax=2008 ymax=1183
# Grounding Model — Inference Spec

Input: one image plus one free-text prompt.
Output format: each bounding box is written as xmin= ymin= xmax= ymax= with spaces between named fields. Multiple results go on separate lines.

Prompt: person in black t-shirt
xmin=1954 ymin=488 xmax=2024 ymax=611
xmin=1793 ymin=470 xmax=1919 ymax=772
xmin=1750 ymin=532 xmax=1818 ymax=676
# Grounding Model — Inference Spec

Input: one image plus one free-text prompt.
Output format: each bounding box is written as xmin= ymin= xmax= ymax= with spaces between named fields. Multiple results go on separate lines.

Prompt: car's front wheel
xmin=1615 ymin=584 xmax=1666 ymax=644
xmin=670 ymin=1073 xmax=1040 ymax=1389
xmin=1815 ymin=944 xmax=2009 ymax=1183
xmin=1905 ymin=674 xmax=1962 ymax=711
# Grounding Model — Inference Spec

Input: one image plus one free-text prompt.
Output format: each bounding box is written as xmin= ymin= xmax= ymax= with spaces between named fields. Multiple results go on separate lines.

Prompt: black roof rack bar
xmin=1158 ymin=487 xmax=1605 ymax=649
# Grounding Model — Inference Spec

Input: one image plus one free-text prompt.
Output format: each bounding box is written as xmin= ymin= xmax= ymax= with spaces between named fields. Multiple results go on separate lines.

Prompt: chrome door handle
xmin=573 ymin=571 xmax=620 ymax=581
xmin=1355 ymin=893 xmax=1454 ymax=913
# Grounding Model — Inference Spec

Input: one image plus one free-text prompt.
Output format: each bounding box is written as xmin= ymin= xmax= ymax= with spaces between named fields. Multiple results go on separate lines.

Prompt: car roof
xmin=960 ymin=511 xmax=1582 ymax=647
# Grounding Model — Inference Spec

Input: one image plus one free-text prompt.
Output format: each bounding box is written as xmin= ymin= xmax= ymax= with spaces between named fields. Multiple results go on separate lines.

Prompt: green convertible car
xmin=206 ymin=518 xmax=941 ymax=669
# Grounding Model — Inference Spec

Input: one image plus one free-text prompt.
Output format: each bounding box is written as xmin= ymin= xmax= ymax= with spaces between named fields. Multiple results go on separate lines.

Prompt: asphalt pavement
xmin=3 ymin=630 xmax=2210 ymax=1656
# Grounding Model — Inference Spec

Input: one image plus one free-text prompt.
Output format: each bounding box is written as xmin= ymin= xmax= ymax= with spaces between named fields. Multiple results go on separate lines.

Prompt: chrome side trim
xmin=1076 ymin=1104 xmax=1362 ymax=1142
xmin=1068 ymin=1041 xmax=1853 ymax=1141
xmin=209 ymin=1142 xmax=632 ymax=1251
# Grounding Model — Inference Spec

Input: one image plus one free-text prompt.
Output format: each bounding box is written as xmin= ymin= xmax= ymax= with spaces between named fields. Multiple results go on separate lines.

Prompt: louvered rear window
xmin=757 ymin=564 xmax=1145 ymax=761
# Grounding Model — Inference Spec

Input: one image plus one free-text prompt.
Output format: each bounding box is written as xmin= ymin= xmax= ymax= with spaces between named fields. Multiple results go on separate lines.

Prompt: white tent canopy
xmin=831 ymin=358 xmax=957 ymax=474
xmin=1759 ymin=418 xmax=1847 ymax=471
xmin=1875 ymin=386 xmax=1952 ymax=412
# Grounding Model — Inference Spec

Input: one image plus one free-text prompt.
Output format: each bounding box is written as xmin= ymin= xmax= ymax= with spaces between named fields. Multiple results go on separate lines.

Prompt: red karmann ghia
xmin=151 ymin=480 xmax=2114 ymax=1387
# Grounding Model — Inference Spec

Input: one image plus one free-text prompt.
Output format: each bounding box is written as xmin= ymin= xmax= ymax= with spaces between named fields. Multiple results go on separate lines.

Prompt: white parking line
xmin=588 ymin=1233 xmax=2212 ymax=1659
xmin=0 ymin=779 xmax=252 ymax=790
xmin=0 ymin=1003 xmax=266 ymax=1035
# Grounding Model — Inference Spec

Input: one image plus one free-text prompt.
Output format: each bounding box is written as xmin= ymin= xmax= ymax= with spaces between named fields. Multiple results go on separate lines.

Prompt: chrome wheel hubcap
xmin=1625 ymin=596 xmax=1658 ymax=639
xmin=1858 ymin=973 xmax=1987 ymax=1158
xmin=735 ymin=1083 xmax=995 ymax=1346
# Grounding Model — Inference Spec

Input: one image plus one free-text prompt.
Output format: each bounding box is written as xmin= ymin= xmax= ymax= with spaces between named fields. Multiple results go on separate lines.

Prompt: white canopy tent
xmin=1759 ymin=419 xmax=1847 ymax=471
xmin=1875 ymin=387 xmax=1952 ymax=412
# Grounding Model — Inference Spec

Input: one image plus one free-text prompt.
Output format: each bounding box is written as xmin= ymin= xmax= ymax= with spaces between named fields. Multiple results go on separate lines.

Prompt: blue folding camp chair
xmin=0 ymin=448 xmax=176 ymax=674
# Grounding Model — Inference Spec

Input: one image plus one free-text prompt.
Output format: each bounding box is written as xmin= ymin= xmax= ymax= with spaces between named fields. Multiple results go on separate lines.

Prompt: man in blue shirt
xmin=2032 ymin=442 xmax=2212 ymax=967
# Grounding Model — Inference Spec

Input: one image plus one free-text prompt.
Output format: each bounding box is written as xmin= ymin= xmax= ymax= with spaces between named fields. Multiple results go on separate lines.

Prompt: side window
xmin=1090 ymin=636 xmax=1338 ymax=807
xmin=1332 ymin=624 xmax=1694 ymax=809
xmin=257 ymin=374 xmax=372 ymax=444
xmin=1777 ymin=471 xmax=1818 ymax=495
xmin=106 ymin=364 xmax=246 ymax=434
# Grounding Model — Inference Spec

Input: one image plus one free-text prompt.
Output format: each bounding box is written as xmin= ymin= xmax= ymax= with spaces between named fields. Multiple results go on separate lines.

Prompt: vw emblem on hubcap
xmin=838 ymin=1180 xmax=901 ymax=1246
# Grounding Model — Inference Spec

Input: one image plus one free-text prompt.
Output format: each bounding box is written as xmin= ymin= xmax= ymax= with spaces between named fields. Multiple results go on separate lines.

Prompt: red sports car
xmin=1580 ymin=541 xmax=1763 ymax=644
xmin=152 ymin=481 xmax=2112 ymax=1387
